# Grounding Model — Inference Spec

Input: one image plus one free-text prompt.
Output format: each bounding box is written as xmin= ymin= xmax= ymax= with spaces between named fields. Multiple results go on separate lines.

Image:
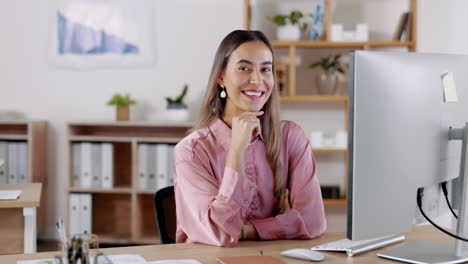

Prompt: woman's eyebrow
xmin=237 ymin=59 xmax=273 ymax=65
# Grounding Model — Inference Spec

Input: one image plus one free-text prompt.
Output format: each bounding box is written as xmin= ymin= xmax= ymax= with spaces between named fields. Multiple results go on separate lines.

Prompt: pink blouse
xmin=173 ymin=118 xmax=326 ymax=247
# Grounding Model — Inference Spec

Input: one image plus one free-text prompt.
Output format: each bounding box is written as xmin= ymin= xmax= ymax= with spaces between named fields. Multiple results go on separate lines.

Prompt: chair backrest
xmin=154 ymin=186 xmax=176 ymax=244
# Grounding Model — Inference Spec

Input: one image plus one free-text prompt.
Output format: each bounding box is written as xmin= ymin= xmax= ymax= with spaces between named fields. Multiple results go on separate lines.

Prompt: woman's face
xmin=219 ymin=41 xmax=275 ymax=114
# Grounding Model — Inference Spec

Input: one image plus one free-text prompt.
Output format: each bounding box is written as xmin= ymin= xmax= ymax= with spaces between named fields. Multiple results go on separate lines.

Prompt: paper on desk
xmin=147 ymin=260 xmax=202 ymax=264
xmin=441 ymin=71 xmax=458 ymax=103
xmin=0 ymin=190 xmax=22 ymax=200
xmin=17 ymin=260 xmax=53 ymax=264
xmin=16 ymin=254 xmax=147 ymax=264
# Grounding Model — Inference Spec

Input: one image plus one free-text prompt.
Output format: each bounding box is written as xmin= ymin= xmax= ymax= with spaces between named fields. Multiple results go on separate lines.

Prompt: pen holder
xmin=55 ymin=234 xmax=101 ymax=264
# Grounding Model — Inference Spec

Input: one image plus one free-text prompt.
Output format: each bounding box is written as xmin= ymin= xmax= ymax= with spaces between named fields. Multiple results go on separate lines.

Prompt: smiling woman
xmin=173 ymin=30 xmax=326 ymax=247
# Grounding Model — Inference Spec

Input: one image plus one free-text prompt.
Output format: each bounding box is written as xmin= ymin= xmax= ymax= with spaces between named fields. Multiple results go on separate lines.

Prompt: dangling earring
xmin=220 ymin=85 xmax=227 ymax=99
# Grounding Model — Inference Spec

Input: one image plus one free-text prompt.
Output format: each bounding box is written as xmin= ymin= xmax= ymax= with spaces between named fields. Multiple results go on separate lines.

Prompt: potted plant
xmin=107 ymin=93 xmax=136 ymax=121
xmin=309 ymin=54 xmax=345 ymax=95
xmin=267 ymin=10 xmax=310 ymax=41
xmin=165 ymin=84 xmax=189 ymax=121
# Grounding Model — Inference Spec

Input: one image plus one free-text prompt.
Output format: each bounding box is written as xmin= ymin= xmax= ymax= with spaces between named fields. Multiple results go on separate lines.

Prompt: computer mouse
xmin=281 ymin=248 xmax=325 ymax=262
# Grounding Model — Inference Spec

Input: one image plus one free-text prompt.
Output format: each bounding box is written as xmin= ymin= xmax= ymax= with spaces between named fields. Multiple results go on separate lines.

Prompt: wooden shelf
xmin=0 ymin=134 xmax=28 ymax=140
xmin=68 ymin=122 xmax=189 ymax=245
xmin=280 ymin=95 xmax=349 ymax=102
xmin=96 ymin=234 xmax=134 ymax=245
xmin=314 ymin=149 xmax=348 ymax=153
xmin=0 ymin=121 xmax=48 ymax=233
xmin=69 ymin=187 xmax=132 ymax=194
xmin=134 ymin=236 xmax=160 ymax=244
xmin=69 ymin=136 xmax=182 ymax=144
xmin=136 ymin=189 xmax=157 ymax=194
xmin=68 ymin=120 xmax=195 ymax=128
xmin=323 ymin=199 xmax=347 ymax=206
xmin=272 ymin=40 xmax=414 ymax=49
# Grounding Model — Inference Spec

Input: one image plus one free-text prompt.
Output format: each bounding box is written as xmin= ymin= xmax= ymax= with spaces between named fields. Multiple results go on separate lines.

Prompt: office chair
xmin=154 ymin=186 xmax=176 ymax=244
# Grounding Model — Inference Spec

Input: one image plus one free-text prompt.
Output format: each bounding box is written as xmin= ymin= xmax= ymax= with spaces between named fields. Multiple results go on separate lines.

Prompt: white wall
xmin=0 ymin=0 xmax=243 ymax=239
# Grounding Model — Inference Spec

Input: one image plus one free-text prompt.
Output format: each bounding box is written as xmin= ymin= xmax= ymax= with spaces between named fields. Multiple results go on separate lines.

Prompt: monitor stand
xmin=378 ymin=123 xmax=468 ymax=264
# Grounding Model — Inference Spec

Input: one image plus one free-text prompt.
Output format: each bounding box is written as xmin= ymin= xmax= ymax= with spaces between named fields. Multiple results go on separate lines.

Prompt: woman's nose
xmin=250 ymin=69 xmax=261 ymax=85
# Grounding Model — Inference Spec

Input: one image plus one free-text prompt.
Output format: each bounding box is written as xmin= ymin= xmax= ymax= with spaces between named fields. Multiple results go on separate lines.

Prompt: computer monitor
xmin=348 ymin=50 xmax=468 ymax=263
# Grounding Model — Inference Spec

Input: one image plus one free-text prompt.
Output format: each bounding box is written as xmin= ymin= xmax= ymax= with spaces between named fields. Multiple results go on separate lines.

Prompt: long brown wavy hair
xmin=193 ymin=30 xmax=288 ymax=214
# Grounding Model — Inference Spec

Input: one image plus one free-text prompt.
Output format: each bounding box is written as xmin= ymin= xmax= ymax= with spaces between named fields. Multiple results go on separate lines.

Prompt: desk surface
xmin=0 ymin=184 xmax=42 ymax=208
xmin=0 ymin=226 xmax=456 ymax=264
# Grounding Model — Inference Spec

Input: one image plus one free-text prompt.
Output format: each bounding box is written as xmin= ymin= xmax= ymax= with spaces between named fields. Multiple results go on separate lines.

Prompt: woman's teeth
xmin=245 ymin=91 xmax=262 ymax=96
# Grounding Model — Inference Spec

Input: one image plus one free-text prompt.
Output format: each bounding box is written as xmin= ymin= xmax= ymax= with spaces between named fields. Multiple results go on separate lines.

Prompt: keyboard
xmin=312 ymin=234 xmax=406 ymax=256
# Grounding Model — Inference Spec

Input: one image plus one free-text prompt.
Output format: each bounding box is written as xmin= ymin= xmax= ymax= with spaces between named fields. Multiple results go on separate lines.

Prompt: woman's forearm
xmin=226 ymin=146 xmax=245 ymax=173
xmin=241 ymin=221 xmax=259 ymax=240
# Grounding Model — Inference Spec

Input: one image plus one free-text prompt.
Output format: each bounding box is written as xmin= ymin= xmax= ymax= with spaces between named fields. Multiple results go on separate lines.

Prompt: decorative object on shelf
xmin=321 ymin=185 xmax=341 ymax=199
xmin=355 ymin=24 xmax=369 ymax=41
xmin=335 ymin=130 xmax=348 ymax=149
xmin=309 ymin=54 xmax=344 ymax=95
xmin=275 ymin=60 xmax=287 ymax=96
xmin=330 ymin=24 xmax=344 ymax=41
xmin=50 ymin=0 xmax=156 ymax=69
xmin=310 ymin=131 xmax=324 ymax=148
xmin=330 ymin=24 xmax=368 ymax=42
xmin=165 ymin=84 xmax=189 ymax=121
xmin=107 ymin=93 xmax=136 ymax=121
xmin=309 ymin=0 xmax=326 ymax=41
xmin=267 ymin=10 xmax=310 ymax=41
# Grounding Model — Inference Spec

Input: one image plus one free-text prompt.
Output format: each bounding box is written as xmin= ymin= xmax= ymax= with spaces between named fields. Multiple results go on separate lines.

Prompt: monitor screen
xmin=347 ymin=51 xmax=467 ymax=241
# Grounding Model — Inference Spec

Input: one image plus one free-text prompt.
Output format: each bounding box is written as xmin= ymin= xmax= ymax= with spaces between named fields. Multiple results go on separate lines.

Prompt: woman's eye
xmin=239 ymin=67 xmax=250 ymax=71
xmin=262 ymin=68 xmax=272 ymax=72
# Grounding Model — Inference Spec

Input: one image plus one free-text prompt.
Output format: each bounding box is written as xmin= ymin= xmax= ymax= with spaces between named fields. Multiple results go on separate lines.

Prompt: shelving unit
xmin=0 ymin=121 xmax=48 ymax=232
xmin=244 ymin=0 xmax=417 ymax=205
xmin=67 ymin=121 xmax=193 ymax=244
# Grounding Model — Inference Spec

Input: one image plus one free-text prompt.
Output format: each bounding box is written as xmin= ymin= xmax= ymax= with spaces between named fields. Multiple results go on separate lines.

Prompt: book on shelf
xmin=17 ymin=142 xmax=28 ymax=184
xmin=101 ymin=143 xmax=114 ymax=189
xmin=147 ymin=144 xmax=157 ymax=189
xmin=138 ymin=144 xmax=149 ymax=189
xmin=69 ymin=193 xmax=92 ymax=236
xmin=73 ymin=142 xmax=114 ymax=189
xmin=0 ymin=141 xmax=28 ymax=184
xmin=156 ymin=144 xmax=169 ymax=190
xmin=393 ymin=12 xmax=411 ymax=41
xmin=80 ymin=142 xmax=92 ymax=188
xmin=7 ymin=142 xmax=17 ymax=184
xmin=0 ymin=142 xmax=7 ymax=184
xmin=138 ymin=143 xmax=175 ymax=190
xmin=91 ymin=143 xmax=102 ymax=188
xmin=72 ymin=143 xmax=81 ymax=187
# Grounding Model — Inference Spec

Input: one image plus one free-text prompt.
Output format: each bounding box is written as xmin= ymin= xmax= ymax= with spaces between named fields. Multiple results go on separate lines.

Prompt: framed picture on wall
xmin=49 ymin=0 xmax=156 ymax=69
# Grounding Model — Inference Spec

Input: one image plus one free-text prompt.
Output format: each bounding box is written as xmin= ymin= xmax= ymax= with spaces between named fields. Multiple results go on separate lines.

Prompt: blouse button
xmin=246 ymin=168 xmax=254 ymax=174
xmin=244 ymin=200 xmax=249 ymax=205
xmin=250 ymin=186 xmax=255 ymax=191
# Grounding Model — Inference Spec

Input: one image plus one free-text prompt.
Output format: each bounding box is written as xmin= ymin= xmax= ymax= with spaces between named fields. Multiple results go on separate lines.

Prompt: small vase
xmin=277 ymin=24 xmax=301 ymax=41
xmin=116 ymin=106 xmax=130 ymax=121
xmin=167 ymin=104 xmax=190 ymax=121
xmin=316 ymin=72 xmax=339 ymax=95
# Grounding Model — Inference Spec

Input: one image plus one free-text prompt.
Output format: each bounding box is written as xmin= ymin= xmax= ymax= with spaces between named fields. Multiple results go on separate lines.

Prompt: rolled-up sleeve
xmin=250 ymin=122 xmax=327 ymax=240
xmin=174 ymin=144 xmax=254 ymax=247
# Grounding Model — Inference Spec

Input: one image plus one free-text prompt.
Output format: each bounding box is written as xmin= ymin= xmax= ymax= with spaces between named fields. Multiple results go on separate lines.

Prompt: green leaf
xmin=107 ymin=93 xmax=136 ymax=106
xmin=289 ymin=10 xmax=304 ymax=24
xmin=167 ymin=84 xmax=189 ymax=105
xmin=267 ymin=15 xmax=287 ymax=26
xmin=309 ymin=54 xmax=345 ymax=75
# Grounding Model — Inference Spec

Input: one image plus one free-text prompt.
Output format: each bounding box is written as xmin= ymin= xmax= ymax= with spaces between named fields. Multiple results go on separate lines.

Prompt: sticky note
xmin=441 ymin=71 xmax=458 ymax=103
